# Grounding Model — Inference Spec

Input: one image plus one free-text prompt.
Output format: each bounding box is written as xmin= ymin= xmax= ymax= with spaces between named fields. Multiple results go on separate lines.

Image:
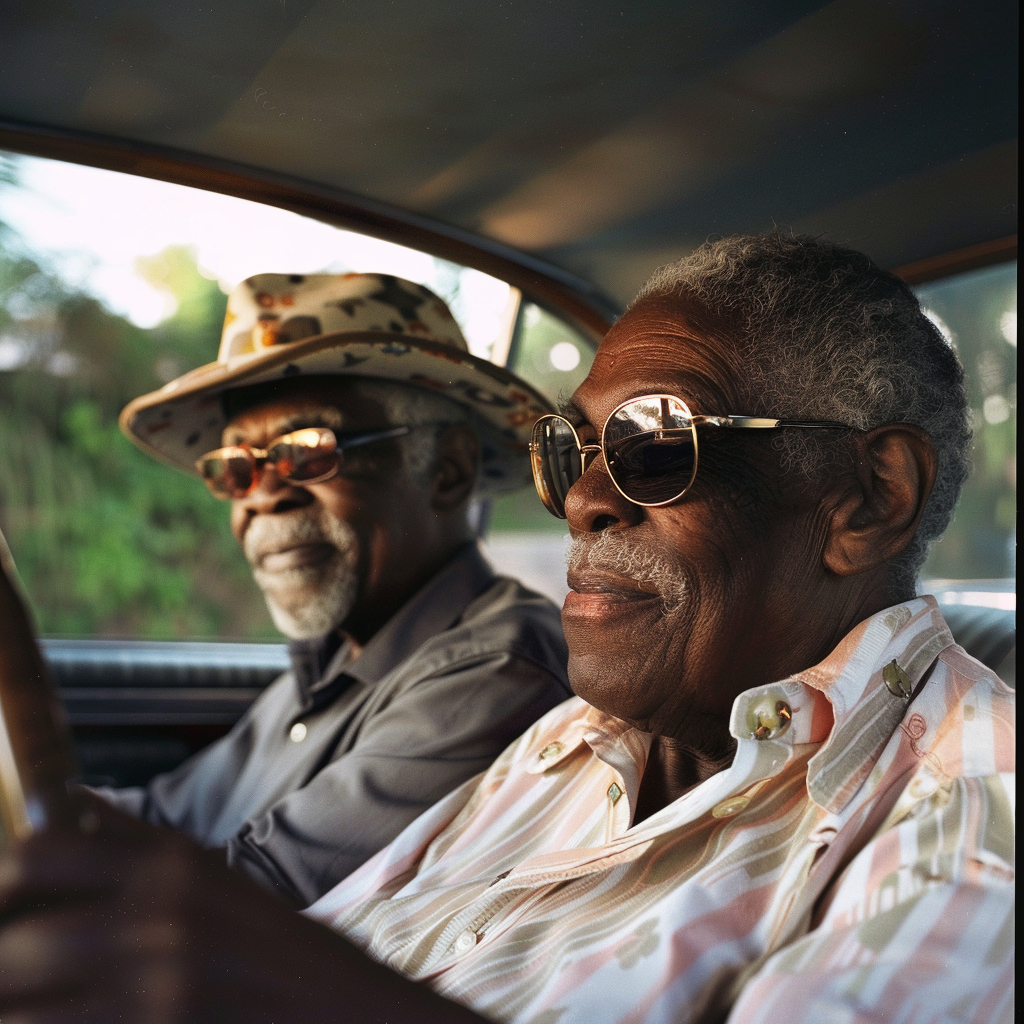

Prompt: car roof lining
xmin=0 ymin=0 xmax=1017 ymax=314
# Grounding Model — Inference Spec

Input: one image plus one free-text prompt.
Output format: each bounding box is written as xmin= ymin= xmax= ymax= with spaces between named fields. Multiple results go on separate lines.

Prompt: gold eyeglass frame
xmin=530 ymin=393 xmax=849 ymax=518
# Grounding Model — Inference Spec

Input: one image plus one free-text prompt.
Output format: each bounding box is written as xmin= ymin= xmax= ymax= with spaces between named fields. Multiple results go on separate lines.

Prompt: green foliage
xmin=0 ymin=202 xmax=276 ymax=638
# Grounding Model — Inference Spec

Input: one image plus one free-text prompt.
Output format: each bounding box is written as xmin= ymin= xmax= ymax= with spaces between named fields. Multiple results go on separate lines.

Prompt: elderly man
xmin=0 ymin=235 xmax=1013 ymax=1023
xmin=97 ymin=272 xmax=571 ymax=906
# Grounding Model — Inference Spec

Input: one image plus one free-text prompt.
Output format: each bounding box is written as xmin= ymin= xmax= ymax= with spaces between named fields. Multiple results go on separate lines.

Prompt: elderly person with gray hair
xmin=0 ymin=235 xmax=1012 ymax=1024
xmin=95 ymin=273 xmax=571 ymax=907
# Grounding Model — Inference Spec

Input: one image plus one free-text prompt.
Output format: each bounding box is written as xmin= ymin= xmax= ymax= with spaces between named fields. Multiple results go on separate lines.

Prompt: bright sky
xmin=0 ymin=153 xmax=510 ymax=358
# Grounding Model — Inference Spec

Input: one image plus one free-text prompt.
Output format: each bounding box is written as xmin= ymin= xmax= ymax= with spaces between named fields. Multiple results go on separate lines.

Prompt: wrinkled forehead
xmin=221 ymin=377 xmax=390 ymax=445
xmin=566 ymin=294 xmax=746 ymax=427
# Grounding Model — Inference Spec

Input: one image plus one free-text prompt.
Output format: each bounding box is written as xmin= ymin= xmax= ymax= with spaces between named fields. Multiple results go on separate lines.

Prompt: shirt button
xmin=538 ymin=741 xmax=564 ymax=761
xmin=711 ymin=795 xmax=751 ymax=819
xmin=289 ymin=722 xmax=307 ymax=743
xmin=454 ymin=929 xmax=479 ymax=953
xmin=883 ymin=659 xmax=913 ymax=699
xmin=748 ymin=699 xmax=792 ymax=741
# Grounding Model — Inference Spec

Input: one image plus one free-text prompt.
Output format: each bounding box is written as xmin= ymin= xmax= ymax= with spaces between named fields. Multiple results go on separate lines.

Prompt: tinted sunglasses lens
xmin=267 ymin=428 xmax=338 ymax=483
xmin=604 ymin=396 xmax=696 ymax=505
xmin=531 ymin=417 xmax=582 ymax=518
xmin=199 ymin=449 xmax=257 ymax=499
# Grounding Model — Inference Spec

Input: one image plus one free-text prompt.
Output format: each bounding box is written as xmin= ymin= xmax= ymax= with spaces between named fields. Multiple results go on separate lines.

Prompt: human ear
xmin=823 ymin=425 xmax=938 ymax=576
xmin=430 ymin=424 xmax=479 ymax=511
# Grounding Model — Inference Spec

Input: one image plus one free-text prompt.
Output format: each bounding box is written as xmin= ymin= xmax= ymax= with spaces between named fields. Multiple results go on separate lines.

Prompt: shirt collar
xmin=289 ymin=542 xmax=497 ymax=709
xmin=796 ymin=595 xmax=955 ymax=812
xmin=345 ymin=542 xmax=496 ymax=686
xmin=525 ymin=597 xmax=955 ymax=818
xmin=725 ymin=596 xmax=955 ymax=813
xmin=287 ymin=630 xmax=347 ymax=698
xmin=525 ymin=700 xmax=651 ymax=787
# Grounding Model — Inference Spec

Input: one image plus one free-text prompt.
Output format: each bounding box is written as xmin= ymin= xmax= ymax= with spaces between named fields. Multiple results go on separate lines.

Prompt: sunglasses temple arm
xmin=697 ymin=416 xmax=779 ymax=428
xmin=775 ymin=420 xmax=853 ymax=430
xmin=698 ymin=417 xmax=852 ymax=430
xmin=337 ymin=425 xmax=412 ymax=451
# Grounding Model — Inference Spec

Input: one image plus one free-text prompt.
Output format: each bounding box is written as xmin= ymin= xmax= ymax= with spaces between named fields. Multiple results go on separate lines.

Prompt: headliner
xmin=0 ymin=0 xmax=1017 ymax=316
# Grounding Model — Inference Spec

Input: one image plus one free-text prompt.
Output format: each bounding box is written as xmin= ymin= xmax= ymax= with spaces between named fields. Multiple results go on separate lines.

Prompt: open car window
xmin=0 ymin=150 xmax=596 ymax=638
xmin=0 ymin=149 xmax=1013 ymax=795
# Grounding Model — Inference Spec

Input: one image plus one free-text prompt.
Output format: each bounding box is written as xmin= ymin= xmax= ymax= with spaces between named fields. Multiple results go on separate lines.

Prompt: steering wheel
xmin=0 ymin=527 xmax=76 ymax=844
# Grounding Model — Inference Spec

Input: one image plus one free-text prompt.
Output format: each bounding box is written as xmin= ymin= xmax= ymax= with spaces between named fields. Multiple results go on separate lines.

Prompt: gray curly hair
xmin=633 ymin=233 xmax=971 ymax=591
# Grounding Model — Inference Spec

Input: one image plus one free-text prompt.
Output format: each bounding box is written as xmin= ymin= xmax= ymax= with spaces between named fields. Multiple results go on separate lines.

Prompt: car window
xmin=915 ymin=261 xmax=1016 ymax=605
xmin=506 ymin=302 xmax=593 ymax=408
xmin=0 ymin=150 xmax=595 ymax=638
xmin=480 ymin=300 xmax=596 ymax=601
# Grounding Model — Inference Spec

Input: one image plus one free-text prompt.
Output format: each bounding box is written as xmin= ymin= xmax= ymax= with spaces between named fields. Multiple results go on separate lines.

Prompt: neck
xmin=340 ymin=537 xmax=471 ymax=647
xmin=633 ymin=732 xmax=736 ymax=824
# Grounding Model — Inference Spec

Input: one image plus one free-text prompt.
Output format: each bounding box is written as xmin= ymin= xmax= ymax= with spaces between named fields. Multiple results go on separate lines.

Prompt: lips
xmin=564 ymin=569 xmax=661 ymax=620
xmin=257 ymin=542 xmax=336 ymax=574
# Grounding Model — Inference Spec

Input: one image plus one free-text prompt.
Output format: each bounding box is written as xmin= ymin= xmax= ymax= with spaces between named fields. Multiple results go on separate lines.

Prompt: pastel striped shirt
xmin=308 ymin=597 xmax=1015 ymax=1023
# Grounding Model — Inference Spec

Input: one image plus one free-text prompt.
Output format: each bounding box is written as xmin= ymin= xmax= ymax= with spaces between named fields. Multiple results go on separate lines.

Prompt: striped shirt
xmin=308 ymin=597 xmax=1015 ymax=1023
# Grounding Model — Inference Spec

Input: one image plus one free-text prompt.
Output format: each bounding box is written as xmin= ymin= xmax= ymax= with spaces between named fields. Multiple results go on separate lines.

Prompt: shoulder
xmin=461 ymin=572 xmax=565 ymax=633
xmin=404 ymin=573 xmax=569 ymax=681
xmin=861 ymin=650 xmax=1015 ymax=867
xmin=819 ymin=647 xmax=1014 ymax=915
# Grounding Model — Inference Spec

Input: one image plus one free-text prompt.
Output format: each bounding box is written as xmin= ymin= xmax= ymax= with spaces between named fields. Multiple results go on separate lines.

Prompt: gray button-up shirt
xmin=103 ymin=545 xmax=570 ymax=906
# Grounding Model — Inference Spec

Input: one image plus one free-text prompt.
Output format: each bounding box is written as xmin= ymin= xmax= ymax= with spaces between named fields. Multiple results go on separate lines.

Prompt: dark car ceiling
xmin=0 ymin=0 xmax=1017 ymax=316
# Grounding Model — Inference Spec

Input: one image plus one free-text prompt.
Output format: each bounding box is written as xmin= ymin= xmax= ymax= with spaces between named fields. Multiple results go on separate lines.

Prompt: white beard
xmin=244 ymin=509 xmax=359 ymax=640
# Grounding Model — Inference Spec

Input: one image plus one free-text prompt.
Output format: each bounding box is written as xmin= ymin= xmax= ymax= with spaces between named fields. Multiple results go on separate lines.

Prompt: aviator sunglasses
xmin=196 ymin=425 xmax=412 ymax=500
xmin=530 ymin=394 xmax=850 ymax=518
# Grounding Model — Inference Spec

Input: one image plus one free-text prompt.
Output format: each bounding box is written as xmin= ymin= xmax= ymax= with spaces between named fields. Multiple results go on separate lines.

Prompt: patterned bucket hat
xmin=120 ymin=272 xmax=556 ymax=494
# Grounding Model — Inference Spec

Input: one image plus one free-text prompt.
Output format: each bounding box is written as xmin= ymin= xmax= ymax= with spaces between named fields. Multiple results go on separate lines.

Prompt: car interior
xmin=0 ymin=0 xmax=1016 ymax=793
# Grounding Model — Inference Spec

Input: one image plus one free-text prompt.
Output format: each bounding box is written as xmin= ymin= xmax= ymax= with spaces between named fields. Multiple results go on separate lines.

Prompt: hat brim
xmin=120 ymin=331 xmax=556 ymax=495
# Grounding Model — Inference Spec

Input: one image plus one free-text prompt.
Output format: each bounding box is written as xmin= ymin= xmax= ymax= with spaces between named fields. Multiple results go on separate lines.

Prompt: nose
xmin=232 ymin=464 xmax=314 ymax=526
xmin=563 ymin=451 xmax=642 ymax=535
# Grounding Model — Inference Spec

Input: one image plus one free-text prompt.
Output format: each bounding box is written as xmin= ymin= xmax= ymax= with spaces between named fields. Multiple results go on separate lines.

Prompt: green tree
xmin=0 ymin=166 xmax=275 ymax=638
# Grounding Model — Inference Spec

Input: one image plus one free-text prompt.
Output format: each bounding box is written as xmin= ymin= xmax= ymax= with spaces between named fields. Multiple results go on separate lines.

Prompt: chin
xmin=261 ymin=577 xmax=358 ymax=641
xmin=567 ymin=648 xmax=638 ymax=720
xmin=266 ymin=600 xmax=339 ymax=641
xmin=565 ymin=612 xmax=690 ymax=729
